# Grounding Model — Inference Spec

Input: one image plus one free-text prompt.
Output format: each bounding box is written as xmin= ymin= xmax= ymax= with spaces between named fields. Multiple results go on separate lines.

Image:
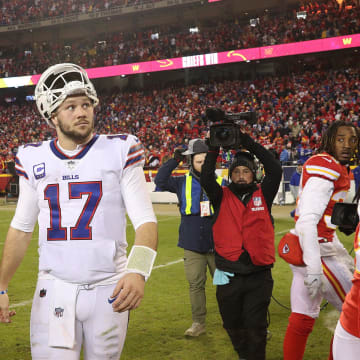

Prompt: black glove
xmin=205 ymin=137 xmax=220 ymax=152
xmin=173 ymin=148 xmax=186 ymax=162
xmin=239 ymin=131 xmax=255 ymax=149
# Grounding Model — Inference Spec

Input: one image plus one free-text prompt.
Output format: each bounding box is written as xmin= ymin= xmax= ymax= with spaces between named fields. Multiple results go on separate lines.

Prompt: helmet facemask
xmin=35 ymin=63 xmax=99 ymax=128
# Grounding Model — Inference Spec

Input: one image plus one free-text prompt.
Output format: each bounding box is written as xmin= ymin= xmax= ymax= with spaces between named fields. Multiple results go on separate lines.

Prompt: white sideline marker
xmin=10 ymin=258 xmax=184 ymax=309
xmin=153 ymin=259 xmax=183 ymax=269
xmin=10 ymin=299 xmax=33 ymax=308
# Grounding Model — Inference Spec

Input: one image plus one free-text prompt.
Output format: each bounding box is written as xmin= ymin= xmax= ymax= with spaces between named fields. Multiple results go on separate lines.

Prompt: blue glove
xmin=213 ymin=269 xmax=234 ymax=285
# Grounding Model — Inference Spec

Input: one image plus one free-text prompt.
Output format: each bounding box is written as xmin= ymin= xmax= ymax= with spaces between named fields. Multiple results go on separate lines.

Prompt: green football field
xmin=0 ymin=203 xmax=354 ymax=360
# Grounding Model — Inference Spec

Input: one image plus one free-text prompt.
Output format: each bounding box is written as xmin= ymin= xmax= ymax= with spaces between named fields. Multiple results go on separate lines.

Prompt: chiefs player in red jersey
xmin=283 ymin=121 xmax=359 ymax=360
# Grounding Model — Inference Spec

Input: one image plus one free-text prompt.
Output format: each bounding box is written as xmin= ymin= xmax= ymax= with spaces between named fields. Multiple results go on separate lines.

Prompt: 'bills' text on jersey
xmin=14 ymin=134 xmax=145 ymax=284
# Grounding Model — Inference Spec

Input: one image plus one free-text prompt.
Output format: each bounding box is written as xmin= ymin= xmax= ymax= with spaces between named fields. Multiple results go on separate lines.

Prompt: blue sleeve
xmin=154 ymin=158 xmax=183 ymax=194
xmin=290 ymin=173 xmax=296 ymax=186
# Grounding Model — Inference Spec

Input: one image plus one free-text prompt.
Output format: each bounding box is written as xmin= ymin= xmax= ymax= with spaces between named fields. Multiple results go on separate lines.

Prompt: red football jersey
xmin=295 ymin=153 xmax=350 ymax=241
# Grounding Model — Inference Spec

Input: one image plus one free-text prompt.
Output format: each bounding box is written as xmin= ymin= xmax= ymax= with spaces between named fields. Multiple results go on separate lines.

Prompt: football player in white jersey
xmin=0 ymin=63 xmax=158 ymax=360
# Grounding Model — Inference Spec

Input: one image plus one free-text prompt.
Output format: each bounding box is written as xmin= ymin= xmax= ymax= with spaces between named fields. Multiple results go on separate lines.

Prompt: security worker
xmin=155 ymin=139 xmax=226 ymax=337
xmin=200 ymin=131 xmax=282 ymax=360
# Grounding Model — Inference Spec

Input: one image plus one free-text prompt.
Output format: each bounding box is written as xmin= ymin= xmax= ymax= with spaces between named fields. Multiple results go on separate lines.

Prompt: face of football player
xmin=231 ymin=166 xmax=254 ymax=184
xmin=192 ymin=153 xmax=206 ymax=173
xmin=52 ymin=95 xmax=95 ymax=149
xmin=334 ymin=126 xmax=358 ymax=165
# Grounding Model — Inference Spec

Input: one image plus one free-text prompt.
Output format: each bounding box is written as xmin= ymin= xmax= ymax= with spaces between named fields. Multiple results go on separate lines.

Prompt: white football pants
xmin=333 ymin=321 xmax=360 ymax=360
xmin=290 ymin=255 xmax=353 ymax=318
xmin=30 ymin=279 xmax=129 ymax=360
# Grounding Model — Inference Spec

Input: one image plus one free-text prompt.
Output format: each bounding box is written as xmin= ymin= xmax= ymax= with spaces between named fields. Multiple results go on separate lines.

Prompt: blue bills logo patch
xmin=253 ymin=197 xmax=262 ymax=207
xmin=54 ymin=307 xmax=64 ymax=318
xmin=33 ymin=163 xmax=45 ymax=180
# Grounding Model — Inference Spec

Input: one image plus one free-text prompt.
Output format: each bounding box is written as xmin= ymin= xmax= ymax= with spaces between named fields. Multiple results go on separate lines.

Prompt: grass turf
xmin=0 ymin=204 xmax=354 ymax=359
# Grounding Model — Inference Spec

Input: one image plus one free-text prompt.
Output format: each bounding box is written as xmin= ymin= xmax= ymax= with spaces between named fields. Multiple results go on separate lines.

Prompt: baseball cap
xmin=182 ymin=139 xmax=208 ymax=155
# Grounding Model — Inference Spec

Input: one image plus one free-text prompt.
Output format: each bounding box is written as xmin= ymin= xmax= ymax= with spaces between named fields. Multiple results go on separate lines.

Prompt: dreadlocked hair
xmin=319 ymin=120 xmax=359 ymax=158
xmin=321 ymin=121 xmax=360 ymax=203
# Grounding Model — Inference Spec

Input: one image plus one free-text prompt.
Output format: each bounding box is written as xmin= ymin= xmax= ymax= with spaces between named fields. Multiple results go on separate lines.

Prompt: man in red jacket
xmin=200 ymin=131 xmax=282 ymax=360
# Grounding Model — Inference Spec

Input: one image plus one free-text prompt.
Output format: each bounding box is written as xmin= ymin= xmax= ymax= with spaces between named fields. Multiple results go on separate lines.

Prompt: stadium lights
xmin=296 ymin=11 xmax=307 ymax=19
xmin=250 ymin=18 xmax=259 ymax=27
xmin=189 ymin=27 xmax=199 ymax=34
xmin=151 ymin=33 xmax=159 ymax=40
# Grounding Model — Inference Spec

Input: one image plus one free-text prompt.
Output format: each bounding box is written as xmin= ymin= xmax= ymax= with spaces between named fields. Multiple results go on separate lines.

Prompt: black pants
xmin=216 ymin=269 xmax=273 ymax=360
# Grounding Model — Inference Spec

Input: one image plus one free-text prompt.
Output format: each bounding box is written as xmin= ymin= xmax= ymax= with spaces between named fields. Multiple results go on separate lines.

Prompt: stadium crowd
xmin=0 ymin=0 xmax=162 ymax=26
xmin=0 ymin=63 xmax=359 ymax=172
xmin=0 ymin=0 xmax=359 ymax=77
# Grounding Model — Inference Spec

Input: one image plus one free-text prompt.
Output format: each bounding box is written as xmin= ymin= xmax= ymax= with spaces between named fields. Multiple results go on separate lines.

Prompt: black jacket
xmin=200 ymin=138 xmax=282 ymax=273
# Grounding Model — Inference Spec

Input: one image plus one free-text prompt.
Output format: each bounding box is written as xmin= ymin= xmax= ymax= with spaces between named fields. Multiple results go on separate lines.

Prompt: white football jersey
xmin=14 ymin=134 xmax=147 ymax=284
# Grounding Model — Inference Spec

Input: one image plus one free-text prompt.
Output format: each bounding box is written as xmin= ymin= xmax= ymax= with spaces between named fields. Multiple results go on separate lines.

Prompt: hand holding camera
xmin=205 ymin=137 xmax=220 ymax=152
xmin=238 ymin=130 xmax=255 ymax=149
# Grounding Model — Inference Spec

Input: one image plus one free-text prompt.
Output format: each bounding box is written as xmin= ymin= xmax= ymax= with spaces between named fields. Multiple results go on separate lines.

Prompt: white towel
xmin=48 ymin=279 xmax=78 ymax=348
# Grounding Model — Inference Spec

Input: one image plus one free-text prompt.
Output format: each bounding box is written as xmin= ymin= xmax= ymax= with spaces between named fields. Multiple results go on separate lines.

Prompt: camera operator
xmin=200 ymin=130 xmax=282 ymax=360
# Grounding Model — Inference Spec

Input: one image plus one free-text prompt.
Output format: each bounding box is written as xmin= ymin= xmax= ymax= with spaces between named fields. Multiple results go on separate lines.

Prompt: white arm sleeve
xmin=121 ymin=165 xmax=157 ymax=230
xmin=10 ymin=176 xmax=39 ymax=232
xmin=295 ymin=176 xmax=334 ymax=274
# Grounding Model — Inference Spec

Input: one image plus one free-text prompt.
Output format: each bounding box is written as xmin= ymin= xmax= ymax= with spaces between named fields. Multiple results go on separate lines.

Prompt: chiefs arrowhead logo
xmin=282 ymin=243 xmax=290 ymax=254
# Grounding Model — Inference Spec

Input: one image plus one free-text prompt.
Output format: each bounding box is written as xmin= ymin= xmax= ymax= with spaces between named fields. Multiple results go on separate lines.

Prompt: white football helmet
xmin=35 ymin=63 xmax=99 ymax=127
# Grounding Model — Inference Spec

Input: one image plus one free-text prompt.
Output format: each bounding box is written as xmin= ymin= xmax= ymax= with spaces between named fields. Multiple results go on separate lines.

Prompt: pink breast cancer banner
xmin=2 ymin=33 xmax=358 ymax=89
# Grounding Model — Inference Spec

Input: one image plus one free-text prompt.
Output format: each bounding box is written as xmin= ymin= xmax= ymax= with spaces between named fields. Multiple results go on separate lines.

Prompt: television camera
xmin=206 ymin=108 xmax=257 ymax=149
xmin=331 ymin=202 xmax=359 ymax=235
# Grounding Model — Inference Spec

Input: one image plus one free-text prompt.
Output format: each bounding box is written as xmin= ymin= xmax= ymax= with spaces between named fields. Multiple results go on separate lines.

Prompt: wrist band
xmin=0 ymin=289 xmax=8 ymax=295
xmin=126 ymin=245 xmax=157 ymax=281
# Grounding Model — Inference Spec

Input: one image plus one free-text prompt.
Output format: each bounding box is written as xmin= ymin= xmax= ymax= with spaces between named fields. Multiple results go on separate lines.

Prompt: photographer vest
xmin=180 ymin=173 xmax=224 ymax=216
xmin=213 ymin=186 xmax=275 ymax=265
